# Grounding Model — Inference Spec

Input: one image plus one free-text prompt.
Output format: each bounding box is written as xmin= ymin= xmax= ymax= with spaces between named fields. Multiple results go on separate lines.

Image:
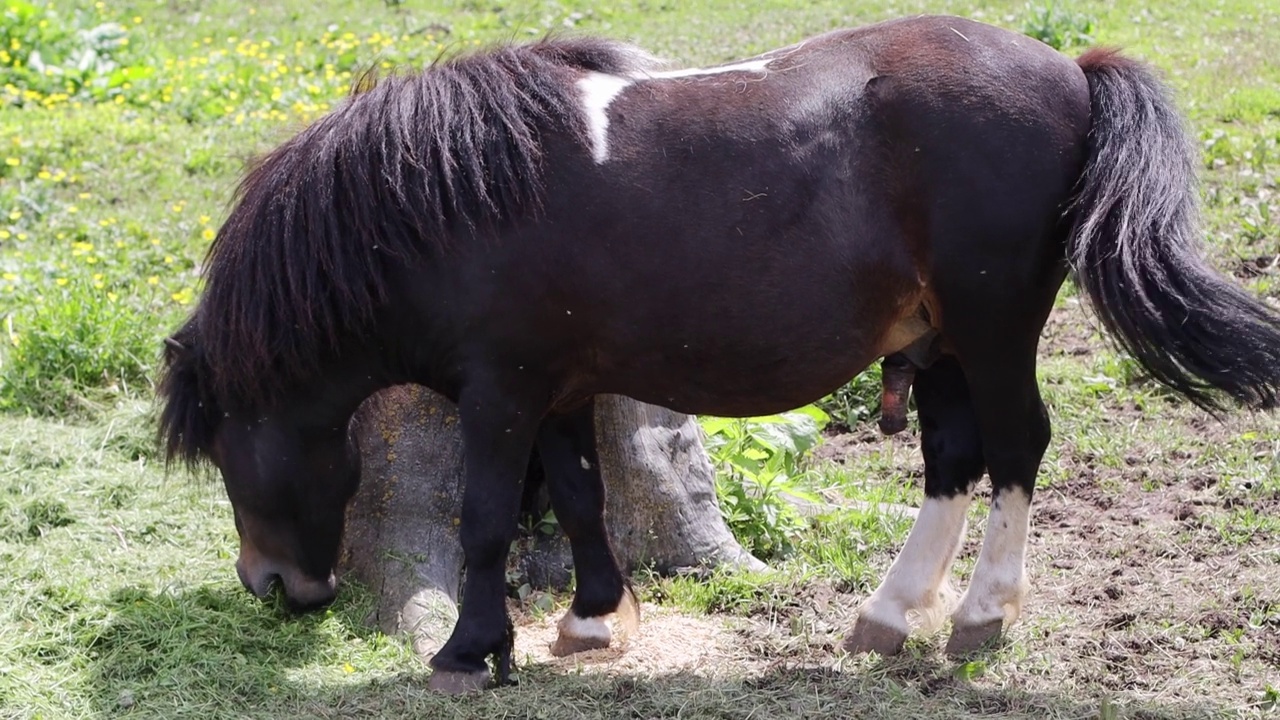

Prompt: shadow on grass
xmin=264 ymin=661 xmax=1243 ymax=720
xmin=85 ymin=587 xmax=1245 ymax=720
xmin=85 ymin=582 xmax=387 ymax=719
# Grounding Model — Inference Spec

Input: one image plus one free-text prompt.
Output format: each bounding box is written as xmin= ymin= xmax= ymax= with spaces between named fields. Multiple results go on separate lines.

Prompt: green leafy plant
xmin=701 ymin=406 xmax=829 ymax=560
xmin=1 ymin=0 xmax=143 ymax=103
xmin=1020 ymin=2 xmax=1096 ymax=51
xmin=816 ymin=365 xmax=882 ymax=431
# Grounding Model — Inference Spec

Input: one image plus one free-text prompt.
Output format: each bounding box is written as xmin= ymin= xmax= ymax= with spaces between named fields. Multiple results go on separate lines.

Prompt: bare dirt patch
xmin=513 ymin=603 xmax=760 ymax=678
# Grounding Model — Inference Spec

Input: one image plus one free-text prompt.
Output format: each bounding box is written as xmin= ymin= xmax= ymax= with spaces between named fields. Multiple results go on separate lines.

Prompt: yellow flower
xmin=78 ymin=192 xmax=91 ymax=199
xmin=7 ymin=210 xmax=19 ymax=220
xmin=2 ymin=273 xmax=16 ymax=281
xmin=67 ymin=205 xmax=78 ymax=213
xmin=202 ymin=228 xmax=215 ymax=241
xmin=3 ymin=158 xmax=17 ymax=167
xmin=147 ymin=276 xmax=159 ymax=285
xmin=0 ymin=230 xmax=9 ymax=240
xmin=37 ymin=170 xmax=51 ymax=180
xmin=171 ymin=203 xmax=183 ymax=213
xmin=164 ymin=255 xmax=174 ymax=264
xmin=55 ymin=278 xmax=68 ymax=286
xmin=107 ymin=292 xmax=118 ymax=301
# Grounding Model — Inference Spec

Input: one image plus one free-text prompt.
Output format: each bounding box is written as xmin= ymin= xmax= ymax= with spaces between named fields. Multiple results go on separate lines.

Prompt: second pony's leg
xmin=536 ymin=398 xmax=638 ymax=656
xmin=844 ymin=355 xmax=986 ymax=656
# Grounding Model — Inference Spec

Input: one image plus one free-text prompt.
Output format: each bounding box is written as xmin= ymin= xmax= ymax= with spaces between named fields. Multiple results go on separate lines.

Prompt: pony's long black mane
xmin=158 ymin=36 xmax=658 ymax=466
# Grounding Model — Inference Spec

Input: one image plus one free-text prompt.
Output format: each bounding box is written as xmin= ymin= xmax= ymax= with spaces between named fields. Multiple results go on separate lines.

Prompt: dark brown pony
xmin=158 ymin=15 xmax=1280 ymax=691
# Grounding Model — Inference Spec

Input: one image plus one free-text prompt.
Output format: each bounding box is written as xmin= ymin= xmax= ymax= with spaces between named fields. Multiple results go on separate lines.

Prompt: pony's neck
xmin=278 ymin=348 xmax=409 ymax=434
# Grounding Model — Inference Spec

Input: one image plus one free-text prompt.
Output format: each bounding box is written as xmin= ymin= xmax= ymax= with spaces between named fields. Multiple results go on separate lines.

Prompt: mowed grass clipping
xmin=2 ymin=0 xmax=1279 ymax=718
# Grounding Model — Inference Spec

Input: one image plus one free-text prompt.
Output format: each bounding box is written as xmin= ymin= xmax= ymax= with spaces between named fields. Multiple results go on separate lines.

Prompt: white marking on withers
xmin=576 ymin=57 xmax=773 ymax=165
xmin=577 ymin=71 xmax=633 ymax=164
xmin=952 ymin=488 xmax=1032 ymax=629
xmin=856 ymin=493 xmax=973 ymax=635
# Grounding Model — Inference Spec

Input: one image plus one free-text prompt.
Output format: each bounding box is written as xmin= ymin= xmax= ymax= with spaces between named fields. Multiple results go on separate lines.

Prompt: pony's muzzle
xmin=235 ymin=546 xmax=337 ymax=612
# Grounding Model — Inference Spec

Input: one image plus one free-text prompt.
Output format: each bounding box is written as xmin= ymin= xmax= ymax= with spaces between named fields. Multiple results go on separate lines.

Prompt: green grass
xmin=2 ymin=0 xmax=1280 ymax=717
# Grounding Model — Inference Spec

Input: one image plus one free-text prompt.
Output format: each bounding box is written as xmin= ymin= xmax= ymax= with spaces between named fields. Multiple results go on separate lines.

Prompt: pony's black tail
xmin=1067 ymin=48 xmax=1280 ymax=411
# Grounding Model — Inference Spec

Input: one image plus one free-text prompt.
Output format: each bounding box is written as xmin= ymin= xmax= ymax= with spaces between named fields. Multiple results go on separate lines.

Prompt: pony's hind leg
xmin=428 ymin=382 xmax=545 ymax=693
xmin=844 ymin=356 xmax=985 ymax=656
xmin=536 ymin=398 xmax=638 ymax=656
xmin=944 ymin=350 xmax=1049 ymax=656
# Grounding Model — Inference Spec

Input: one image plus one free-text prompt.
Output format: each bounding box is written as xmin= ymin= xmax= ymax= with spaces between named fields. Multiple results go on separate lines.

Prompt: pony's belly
xmin=599 ymin=331 xmax=883 ymax=418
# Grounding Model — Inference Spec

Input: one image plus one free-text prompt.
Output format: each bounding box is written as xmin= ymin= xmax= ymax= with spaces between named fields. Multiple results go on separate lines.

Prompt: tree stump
xmin=339 ymin=385 xmax=764 ymax=662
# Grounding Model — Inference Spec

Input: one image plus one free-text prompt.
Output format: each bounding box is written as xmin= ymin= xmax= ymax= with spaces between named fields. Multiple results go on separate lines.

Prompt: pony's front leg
xmin=844 ymin=357 xmax=985 ymax=656
xmin=428 ymin=386 xmax=543 ymax=693
xmin=535 ymin=398 xmax=638 ymax=657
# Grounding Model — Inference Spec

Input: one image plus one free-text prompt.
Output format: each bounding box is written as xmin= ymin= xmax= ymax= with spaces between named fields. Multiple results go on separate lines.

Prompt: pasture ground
xmin=1 ymin=1 xmax=1278 ymax=718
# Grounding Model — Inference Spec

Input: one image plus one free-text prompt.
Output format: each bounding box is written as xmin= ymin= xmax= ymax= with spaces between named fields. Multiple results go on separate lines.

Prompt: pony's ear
xmin=163 ymin=336 xmax=187 ymax=360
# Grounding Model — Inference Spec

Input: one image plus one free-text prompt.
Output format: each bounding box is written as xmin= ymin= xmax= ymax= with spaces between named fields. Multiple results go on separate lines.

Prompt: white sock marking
xmin=858 ymin=493 xmax=972 ymax=634
xmin=557 ymin=611 xmax=612 ymax=643
xmin=953 ymin=489 xmax=1032 ymax=629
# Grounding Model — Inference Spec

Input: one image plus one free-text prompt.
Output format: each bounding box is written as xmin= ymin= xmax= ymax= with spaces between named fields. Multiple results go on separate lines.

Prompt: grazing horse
xmin=158 ymin=15 xmax=1280 ymax=691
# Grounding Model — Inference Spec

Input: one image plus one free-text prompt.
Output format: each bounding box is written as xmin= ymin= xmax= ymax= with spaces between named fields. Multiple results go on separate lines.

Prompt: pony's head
xmin=158 ymin=322 xmax=358 ymax=611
